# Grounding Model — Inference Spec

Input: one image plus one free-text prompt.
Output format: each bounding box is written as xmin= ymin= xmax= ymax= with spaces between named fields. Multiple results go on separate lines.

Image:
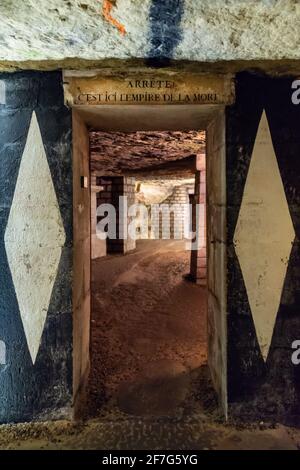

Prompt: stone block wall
xmin=147 ymin=183 xmax=193 ymax=240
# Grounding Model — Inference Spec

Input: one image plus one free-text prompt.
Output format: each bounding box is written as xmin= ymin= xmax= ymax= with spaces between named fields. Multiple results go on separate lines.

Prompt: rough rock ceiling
xmin=0 ymin=1 xmax=300 ymax=69
xmin=90 ymin=130 xmax=205 ymax=174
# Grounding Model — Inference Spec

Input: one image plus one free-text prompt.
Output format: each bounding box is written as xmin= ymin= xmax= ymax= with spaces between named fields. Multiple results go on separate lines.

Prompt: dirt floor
xmin=87 ymin=239 xmax=208 ymax=418
xmin=0 ymin=418 xmax=300 ymax=450
xmin=0 ymin=240 xmax=300 ymax=450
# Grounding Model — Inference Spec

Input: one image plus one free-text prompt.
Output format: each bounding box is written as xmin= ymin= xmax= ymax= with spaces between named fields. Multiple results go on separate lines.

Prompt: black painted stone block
xmin=226 ymin=72 xmax=300 ymax=425
xmin=0 ymin=71 xmax=73 ymax=424
xmin=0 ymin=71 xmax=66 ymax=110
xmin=0 ymin=108 xmax=32 ymax=143
xmin=148 ymin=0 xmax=184 ymax=61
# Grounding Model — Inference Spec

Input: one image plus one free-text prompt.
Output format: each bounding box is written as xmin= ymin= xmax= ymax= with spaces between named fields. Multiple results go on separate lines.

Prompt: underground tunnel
xmin=71 ymin=98 xmax=228 ymax=427
xmin=86 ymin=129 xmax=210 ymax=418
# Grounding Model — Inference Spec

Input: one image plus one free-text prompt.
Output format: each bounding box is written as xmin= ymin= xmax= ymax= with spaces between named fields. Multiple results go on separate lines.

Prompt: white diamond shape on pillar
xmin=234 ymin=110 xmax=295 ymax=361
xmin=4 ymin=111 xmax=66 ymax=364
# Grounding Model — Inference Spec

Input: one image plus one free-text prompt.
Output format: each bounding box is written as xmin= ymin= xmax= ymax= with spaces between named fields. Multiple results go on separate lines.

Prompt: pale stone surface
xmin=136 ymin=179 xmax=194 ymax=205
xmin=0 ymin=0 xmax=151 ymax=62
xmin=176 ymin=0 xmax=300 ymax=62
xmin=0 ymin=1 xmax=300 ymax=66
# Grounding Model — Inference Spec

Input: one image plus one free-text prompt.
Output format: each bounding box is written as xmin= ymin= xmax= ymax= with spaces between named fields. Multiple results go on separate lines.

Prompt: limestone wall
xmin=0 ymin=1 xmax=300 ymax=69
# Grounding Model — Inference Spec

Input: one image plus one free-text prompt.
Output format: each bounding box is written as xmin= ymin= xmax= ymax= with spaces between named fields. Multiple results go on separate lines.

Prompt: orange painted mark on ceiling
xmin=102 ymin=0 xmax=126 ymax=36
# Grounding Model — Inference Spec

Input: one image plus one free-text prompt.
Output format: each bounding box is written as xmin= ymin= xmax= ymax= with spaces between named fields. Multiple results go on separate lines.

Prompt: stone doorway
xmin=87 ymin=128 xmax=206 ymax=418
xmin=72 ymin=101 xmax=227 ymax=419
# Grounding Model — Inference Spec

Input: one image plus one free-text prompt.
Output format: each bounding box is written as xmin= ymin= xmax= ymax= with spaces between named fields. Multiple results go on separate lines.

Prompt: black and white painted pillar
xmin=0 ymin=71 xmax=73 ymax=423
xmin=226 ymin=72 xmax=300 ymax=425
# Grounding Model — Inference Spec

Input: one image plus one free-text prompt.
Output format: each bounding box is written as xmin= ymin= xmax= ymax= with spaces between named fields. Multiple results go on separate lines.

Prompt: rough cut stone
xmin=90 ymin=130 xmax=205 ymax=174
xmin=0 ymin=1 xmax=300 ymax=68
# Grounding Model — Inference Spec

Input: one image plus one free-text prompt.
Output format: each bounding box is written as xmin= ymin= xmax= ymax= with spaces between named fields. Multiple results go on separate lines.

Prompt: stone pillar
xmin=226 ymin=72 xmax=300 ymax=425
xmin=206 ymin=112 xmax=227 ymax=417
xmin=0 ymin=71 xmax=73 ymax=423
xmin=91 ymin=175 xmax=106 ymax=259
xmin=190 ymin=171 xmax=206 ymax=284
xmin=97 ymin=176 xmax=136 ymax=254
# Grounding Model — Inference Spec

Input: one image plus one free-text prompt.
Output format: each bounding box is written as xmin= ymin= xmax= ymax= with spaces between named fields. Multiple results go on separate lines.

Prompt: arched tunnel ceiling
xmin=90 ymin=130 xmax=205 ymax=175
xmin=0 ymin=1 xmax=300 ymax=70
